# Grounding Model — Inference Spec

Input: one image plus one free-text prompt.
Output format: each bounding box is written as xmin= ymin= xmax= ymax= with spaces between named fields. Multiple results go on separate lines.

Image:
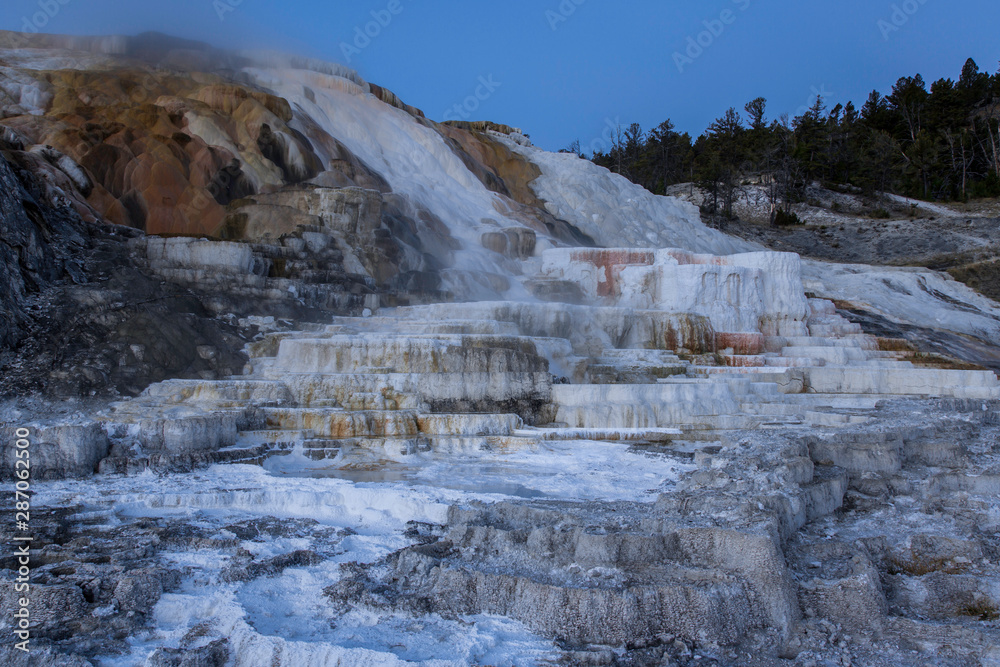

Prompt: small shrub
xmin=901 ymin=352 xmax=986 ymax=371
xmin=876 ymin=337 xmax=914 ymax=352
xmin=831 ymin=202 xmax=843 ymax=213
xmin=872 ymin=208 xmax=891 ymax=219
xmin=961 ymin=600 xmax=1000 ymax=622
xmin=774 ymin=209 xmax=803 ymax=226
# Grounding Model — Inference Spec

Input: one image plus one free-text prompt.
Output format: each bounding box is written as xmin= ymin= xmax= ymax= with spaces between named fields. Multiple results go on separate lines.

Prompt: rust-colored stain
xmin=715 ymin=332 xmax=765 ymax=355
xmin=569 ymin=249 xmax=655 ymax=297
xmin=660 ymin=250 xmax=731 ymax=266
xmin=723 ymin=355 xmax=766 ymax=368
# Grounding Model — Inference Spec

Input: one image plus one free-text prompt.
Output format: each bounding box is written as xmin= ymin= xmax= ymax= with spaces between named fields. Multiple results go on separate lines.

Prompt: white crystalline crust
xmin=538 ymin=247 xmax=811 ymax=336
xmin=7 ymin=47 xmax=1000 ymax=666
xmin=33 ymin=441 xmax=687 ymax=665
xmin=509 ymin=137 xmax=1000 ymax=346
xmin=802 ymin=260 xmax=1000 ymax=342
xmin=140 ymin=237 xmax=259 ymax=274
xmin=0 ymin=64 xmax=54 ymax=115
xmin=242 ymin=67 xmax=538 ymax=300
xmin=512 ymin=143 xmax=756 ymax=254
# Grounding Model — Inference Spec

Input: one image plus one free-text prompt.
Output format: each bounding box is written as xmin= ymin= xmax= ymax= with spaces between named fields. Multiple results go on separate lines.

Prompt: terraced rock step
xmin=332 ymin=499 xmax=800 ymax=647
xmin=515 ymin=427 xmax=684 ymax=442
xmin=82 ymin=246 xmax=999 ymax=487
xmin=12 ymin=241 xmax=1000 ymax=665
xmin=273 ymin=334 xmax=550 ymax=374
xmin=332 ymin=415 xmax=890 ymax=652
xmin=8 ymin=37 xmax=1000 ymax=665
xmin=805 ymin=366 xmax=1000 ymax=398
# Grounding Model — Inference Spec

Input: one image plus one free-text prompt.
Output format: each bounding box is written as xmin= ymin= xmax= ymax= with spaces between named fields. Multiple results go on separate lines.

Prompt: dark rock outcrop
xmin=0 ymin=423 xmax=109 ymax=481
xmin=0 ymin=147 xmax=252 ymax=398
xmin=0 ymin=148 xmax=86 ymax=351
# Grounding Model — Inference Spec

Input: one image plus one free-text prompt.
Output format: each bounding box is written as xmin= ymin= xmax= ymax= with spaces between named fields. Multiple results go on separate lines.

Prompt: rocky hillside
xmin=3 ymin=31 xmax=1000 ymax=667
xmin=669 ymin=182 xmax=1000 ymax=303
xmin=3 ymin=32 xmax=1000 ymax=398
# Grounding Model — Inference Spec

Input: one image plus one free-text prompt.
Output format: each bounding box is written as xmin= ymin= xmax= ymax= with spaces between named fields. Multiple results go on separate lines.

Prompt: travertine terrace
xmin=2 ymin=32 xmax=1000 ymax=667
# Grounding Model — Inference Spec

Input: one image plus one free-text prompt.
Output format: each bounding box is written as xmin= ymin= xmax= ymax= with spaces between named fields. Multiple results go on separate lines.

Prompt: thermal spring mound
xmin=12 ymin=240 xmax=991 ymax=664
xmin=4 ymin=35 xmax=1000 ymax=666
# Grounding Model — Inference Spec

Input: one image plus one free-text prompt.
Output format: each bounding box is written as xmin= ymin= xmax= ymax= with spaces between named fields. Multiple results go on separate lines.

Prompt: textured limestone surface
xmin=3 ymin=31 xmax=1000 ymax=667
xmin=8 ymin=246 xmax=998 ymax=663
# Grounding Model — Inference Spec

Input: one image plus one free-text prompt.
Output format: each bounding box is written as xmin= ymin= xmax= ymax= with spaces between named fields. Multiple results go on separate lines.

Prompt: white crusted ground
xmin=243 ymin=66 xmax=543 ymax=301
xmin=514 ymin=139 xmax=1000 ymax=351
xmin=32 ymin=435 xmax=691 ymax=666
xmin=515 ymin=145 xmax=754 ymax=255
xmin=4 ymin=44 xmax=1000 ymax=666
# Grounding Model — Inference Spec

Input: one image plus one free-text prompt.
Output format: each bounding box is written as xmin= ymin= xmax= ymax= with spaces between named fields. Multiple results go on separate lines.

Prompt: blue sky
xmin=3 ymin=0 xmax=999 ymax=152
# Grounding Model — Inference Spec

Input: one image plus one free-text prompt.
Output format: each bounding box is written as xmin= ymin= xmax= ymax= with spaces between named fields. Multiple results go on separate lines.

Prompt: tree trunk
xmin=961 ymin=138 xmax=968 ymax=199
xmin=991 ymin=122 xmax=1000 ymax=178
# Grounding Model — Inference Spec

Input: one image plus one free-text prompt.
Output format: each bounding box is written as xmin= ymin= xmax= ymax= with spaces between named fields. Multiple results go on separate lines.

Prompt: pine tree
xmin=647 ymin=120 xmax=681 ymax=194
xmin=702 ymin=108 xmax=745 ymax=220
xmin=585 ymin=56 xmax=1000 ymax=204
xmin=792 ymin=96 xmax=830 ymax=181
xmin=888 ymin=75 xmax=929 ymax=143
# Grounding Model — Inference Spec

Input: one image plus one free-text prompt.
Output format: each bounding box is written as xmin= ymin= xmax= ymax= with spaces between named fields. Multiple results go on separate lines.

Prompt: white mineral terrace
xmin=102 ymin=245 xmax=999 ymax=466
xmin=6 ymin=44 xmax=1000 ymax=665
xmin=20 ymin=242 xmax=1000 ymax=665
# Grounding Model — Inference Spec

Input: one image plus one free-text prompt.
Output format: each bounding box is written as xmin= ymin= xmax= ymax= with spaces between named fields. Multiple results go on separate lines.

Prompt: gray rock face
xmin=0 ymin=645 xmax=95 ymax=667
xmin=356 ymin=502 xmax=797 ymax=647
xmin=327 ymin=433 xmax=847 ymax=650
xmin=0 ymin=582 xmax=89 ymax=639
xmin=112 ymin=569 xmax=166 ymax=614
xmin=146 ymin=639 xmax=229 ymax=667
xmin=0 ymin=146 xmax=255 ymax=398
xmin=0 ymin=503 xmax=188 ymax=663
xmin=789 ymin=540 xmax=889 ymax=633
xmin=0 ymin=149 xmax=85 ymax=350
xmin=311 ymin=398 xmax=1000 ymax=664
xmin=0 ymin=423 xmax=108 ymax=480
